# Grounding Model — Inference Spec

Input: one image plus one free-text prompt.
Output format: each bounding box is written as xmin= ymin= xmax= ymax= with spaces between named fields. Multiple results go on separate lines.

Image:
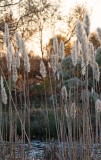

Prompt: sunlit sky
xmin=12 ymin=0 xmax=101 ymax=56
xmin=61 ymin=0 xmax=101 ymax=32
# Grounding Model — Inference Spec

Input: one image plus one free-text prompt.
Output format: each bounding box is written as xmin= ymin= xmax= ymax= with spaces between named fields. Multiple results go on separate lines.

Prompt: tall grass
xmin=43 ymin=14 xmax=101 ymax=159
xmin=0 ymin=13 xmax=101 ymax=160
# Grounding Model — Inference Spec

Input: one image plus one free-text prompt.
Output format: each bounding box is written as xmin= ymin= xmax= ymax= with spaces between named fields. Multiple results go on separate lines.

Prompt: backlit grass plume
xmin=89 ymin=42 xmax=95 ymax=67
xmin=15 ymin=32 xmax=22 ymax=50
xmin=71 ymin=43 xmax=78 ymax=67
xmin=83 ymin=13 xmax=90 ymax=37
xmin=7 ymin=43 xmax=13 ymax=72
xmin=93 ymin=62 xmax=100 ymax=81
xmin=95 ymin=99 xmax=101 ymax=113
xmin=15 ymin=33 xmax=30 ymax=72
xmin=76 ymin=21 xmax=88 ymax=65
xmin=24 ymin=52 xmax=30 ymax=72
xmin=96 ymin=28 xmax=101 ymax=43
xmin=40 ymin=60 xmax=47 ymax=78
xmin=61 ymin=85 xmax=67 ymax=103
xmin=50 ymin=54 xmax=57 ymax=74
xmin=1 ymin=76 xmax=7 ymax=105
xmin=15 ymin=52 xmax=20 ymax=68
xmin=70 ymin=102 xmax=76 ymax=118
xmin=4 ymin=23 xmax=10 ymax=47
xmin=59 ymin=40 xmax=65 ymax=60
xmin=53 ymin=37 xmax=58 ymax=54
xmin=12 ymin=55 xmax=18 ymax=82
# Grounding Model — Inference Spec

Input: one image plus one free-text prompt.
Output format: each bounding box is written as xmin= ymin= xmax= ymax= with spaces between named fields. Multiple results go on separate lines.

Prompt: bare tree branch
xmin=0 ymin=0 xmax=22 ymax=7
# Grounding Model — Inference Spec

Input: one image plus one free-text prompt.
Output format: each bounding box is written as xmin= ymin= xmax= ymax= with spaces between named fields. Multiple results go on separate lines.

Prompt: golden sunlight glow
xmin=12 ymin=0 xmax=101 ymax=56
xmin=61 ymin=0 xmax=101 ymax=32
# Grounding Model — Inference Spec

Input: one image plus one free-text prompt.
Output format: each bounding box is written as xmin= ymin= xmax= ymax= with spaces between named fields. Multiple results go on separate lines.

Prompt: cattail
xmin=61 ymin=86 xmax=67 ymax=102
xmin=53 ymin=37 xmax=58 ymax=54
xmin=96 ymin=28 xmax=101 ymax=43
xmin=4 ymin=23 xmax=10 ymax=47
xmin=83 ymin=13 xmax=90 ymax=37
xmin=95 ymin=99 xmax=101 ymax=113
xmin=7 ymin=43 xmax=13 ymax=72
xmin=40 ymin=60 xmax=46 ymax=78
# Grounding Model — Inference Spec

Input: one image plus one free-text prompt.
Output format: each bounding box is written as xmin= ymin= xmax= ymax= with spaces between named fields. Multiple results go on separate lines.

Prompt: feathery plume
xmin=70 ymin=102 xmax=76 ymax=118
xmin=1 ymin=76 xmax=3 ymax=88
xmin=95 ymin=99 xmax=101 ymax=113
xmin=76 ymin=21 xmax=84 ymax=42
xmin=81 ymin=35 xmax=88 ymax=65
xmin=15 ymin=32 xmax=22 ymax=50
xmin=7 ymin=43 xmax=13 ymax=72
xmin=1 ymin=76 xmax=7 ymax=105
xmin=1 ymin=87 xmax=7 ymax=105
xmin=93 ymin=62 xmax=100 ymax=81
xmin=40 ymin=60 xmax=47 ymax=78
xmin=56 ymin=63 xmax=61 ymax=80
xmin=50 ymin=54 xmax=57 ymax=74
xmin=75 ymin=40 xmax=81 ymax=57
xmin=83 ymin=13 xmax=90 ymax=36
xmin=71 ymin=43 xmax=78 ymax=66
xmin=53 ymin=37 xmax=58 ymax=54
xmin=64 ymin=105 xmax=68 ymax=118
xmin=15 ymin=52 xmax=20 ymax=68
xmin=4 ymin=23 xmax=10 ymax=47
xmin=15 ymin=33 xmax=30 ymax=72
xmin=76 ymin=21 xmax=88 ymax=64
xmin=81 ymin=57 xmax=86 ymax=75
xmin=61 ymin=86 xmax=67 ymax=102
xmin=20 ymin=38 xmax=26 ymax=57
xmin=59 ymin=41 xmax=65 ymax=60
xmin=48 ymin=62 xmax=51 ymax=69
xmin=96 ymin=28 xmax=101 ymax=43
xmin=12 ymin=55 xmax=18 ymax=82
xmin=24 ymin=53 xmax=30 ymax=72
xmin=89 ymin=42 xmax=95 ymax=67
xmin=57 ymin=72 xmax=60 ymax=80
